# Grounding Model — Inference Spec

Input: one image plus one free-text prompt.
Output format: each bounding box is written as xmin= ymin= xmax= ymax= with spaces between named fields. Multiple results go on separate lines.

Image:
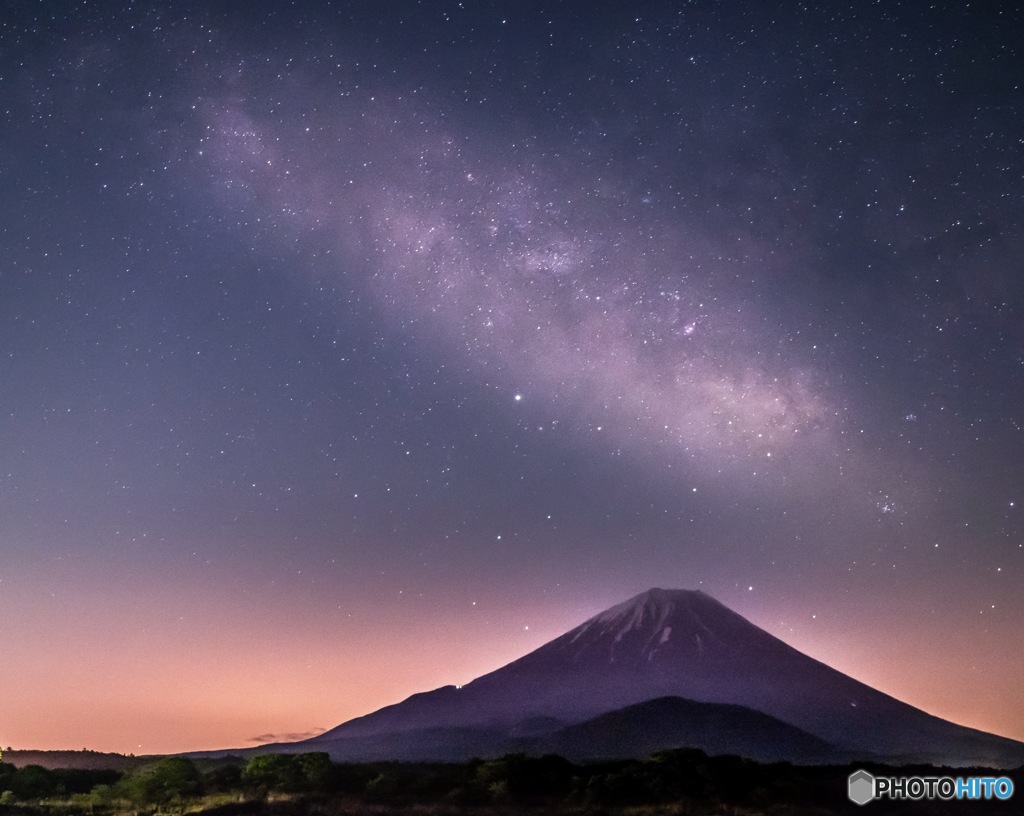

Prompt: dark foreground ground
xmin=1 ymin=749 xmax=1021 ymax=815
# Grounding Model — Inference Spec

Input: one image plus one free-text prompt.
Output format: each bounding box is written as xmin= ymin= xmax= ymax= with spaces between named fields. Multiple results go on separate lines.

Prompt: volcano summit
xmin=215 ymin=589 xmax=1024 ymax=767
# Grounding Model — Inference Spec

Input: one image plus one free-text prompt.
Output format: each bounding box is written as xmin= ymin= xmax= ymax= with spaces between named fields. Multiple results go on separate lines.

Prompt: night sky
xmin=2 ymin=1 xmax=1022 ymax=755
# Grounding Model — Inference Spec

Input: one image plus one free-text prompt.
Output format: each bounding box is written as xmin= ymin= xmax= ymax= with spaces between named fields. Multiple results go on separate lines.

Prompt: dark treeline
xmin=1 ymin=750 xmax=1021 ymax=814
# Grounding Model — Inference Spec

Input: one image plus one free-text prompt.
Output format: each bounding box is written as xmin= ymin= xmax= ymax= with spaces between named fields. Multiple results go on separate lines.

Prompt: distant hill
xmin=536 ymin=696 xmax=852 ymax=764
xmin=193 ymin=588 xmax=1024 ymax=767
xmin=3 ymin=750 xmax=147 ymax=771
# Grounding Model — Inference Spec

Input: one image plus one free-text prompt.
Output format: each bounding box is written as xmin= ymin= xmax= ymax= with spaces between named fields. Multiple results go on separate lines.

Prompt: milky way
xmin=1 ymin=1 xmax=1022 ymax=753
xmin=197 ymin=91 xmax=835 ymax=473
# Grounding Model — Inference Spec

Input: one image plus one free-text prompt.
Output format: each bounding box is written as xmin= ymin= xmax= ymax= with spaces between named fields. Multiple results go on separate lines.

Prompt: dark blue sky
xmin=1 ymin=0 xmax=1022 ymax=753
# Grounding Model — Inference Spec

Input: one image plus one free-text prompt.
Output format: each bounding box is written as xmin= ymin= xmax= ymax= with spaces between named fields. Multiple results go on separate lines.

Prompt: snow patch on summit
xmin=596 ymin=592 xmax=676 ymax=641
xmin=563 ymin=589 xmax=727 ymax=662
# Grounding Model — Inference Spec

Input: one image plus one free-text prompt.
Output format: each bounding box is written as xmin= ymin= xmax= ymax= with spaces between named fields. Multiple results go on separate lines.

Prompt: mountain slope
xmin=178 ymin=588 xmax=1015 ymax=767
xmin=304 ymin=588 xmax=1023 ymax=766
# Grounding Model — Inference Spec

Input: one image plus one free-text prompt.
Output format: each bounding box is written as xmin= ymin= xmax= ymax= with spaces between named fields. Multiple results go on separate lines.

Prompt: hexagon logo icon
xmin=848 ymin=769 xmax=875 ymax=805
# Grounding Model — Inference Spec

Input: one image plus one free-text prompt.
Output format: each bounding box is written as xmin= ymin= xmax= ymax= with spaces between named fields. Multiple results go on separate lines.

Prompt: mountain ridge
xmin=198 ymin=588 xmax=1024 ymax=767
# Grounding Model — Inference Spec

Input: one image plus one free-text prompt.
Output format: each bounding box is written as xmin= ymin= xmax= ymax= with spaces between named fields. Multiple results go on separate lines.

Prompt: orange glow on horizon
xmin=4 ymin=585 xmax=1023 ymax=755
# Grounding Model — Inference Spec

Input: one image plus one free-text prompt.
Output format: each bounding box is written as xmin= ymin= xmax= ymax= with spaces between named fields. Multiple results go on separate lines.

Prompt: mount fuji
xmin=209 ymin=589 xmax=1024 ymax=767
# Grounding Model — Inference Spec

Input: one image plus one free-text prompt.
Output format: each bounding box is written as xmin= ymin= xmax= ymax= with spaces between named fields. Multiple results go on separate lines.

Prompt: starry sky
xmin=2 ymin=0 xmax=1022 ymax=755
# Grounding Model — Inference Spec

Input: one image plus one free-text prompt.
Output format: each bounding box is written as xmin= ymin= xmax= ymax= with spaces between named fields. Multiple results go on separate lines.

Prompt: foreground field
xmin=1 ymin=749 xmax=1020 ymax=815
